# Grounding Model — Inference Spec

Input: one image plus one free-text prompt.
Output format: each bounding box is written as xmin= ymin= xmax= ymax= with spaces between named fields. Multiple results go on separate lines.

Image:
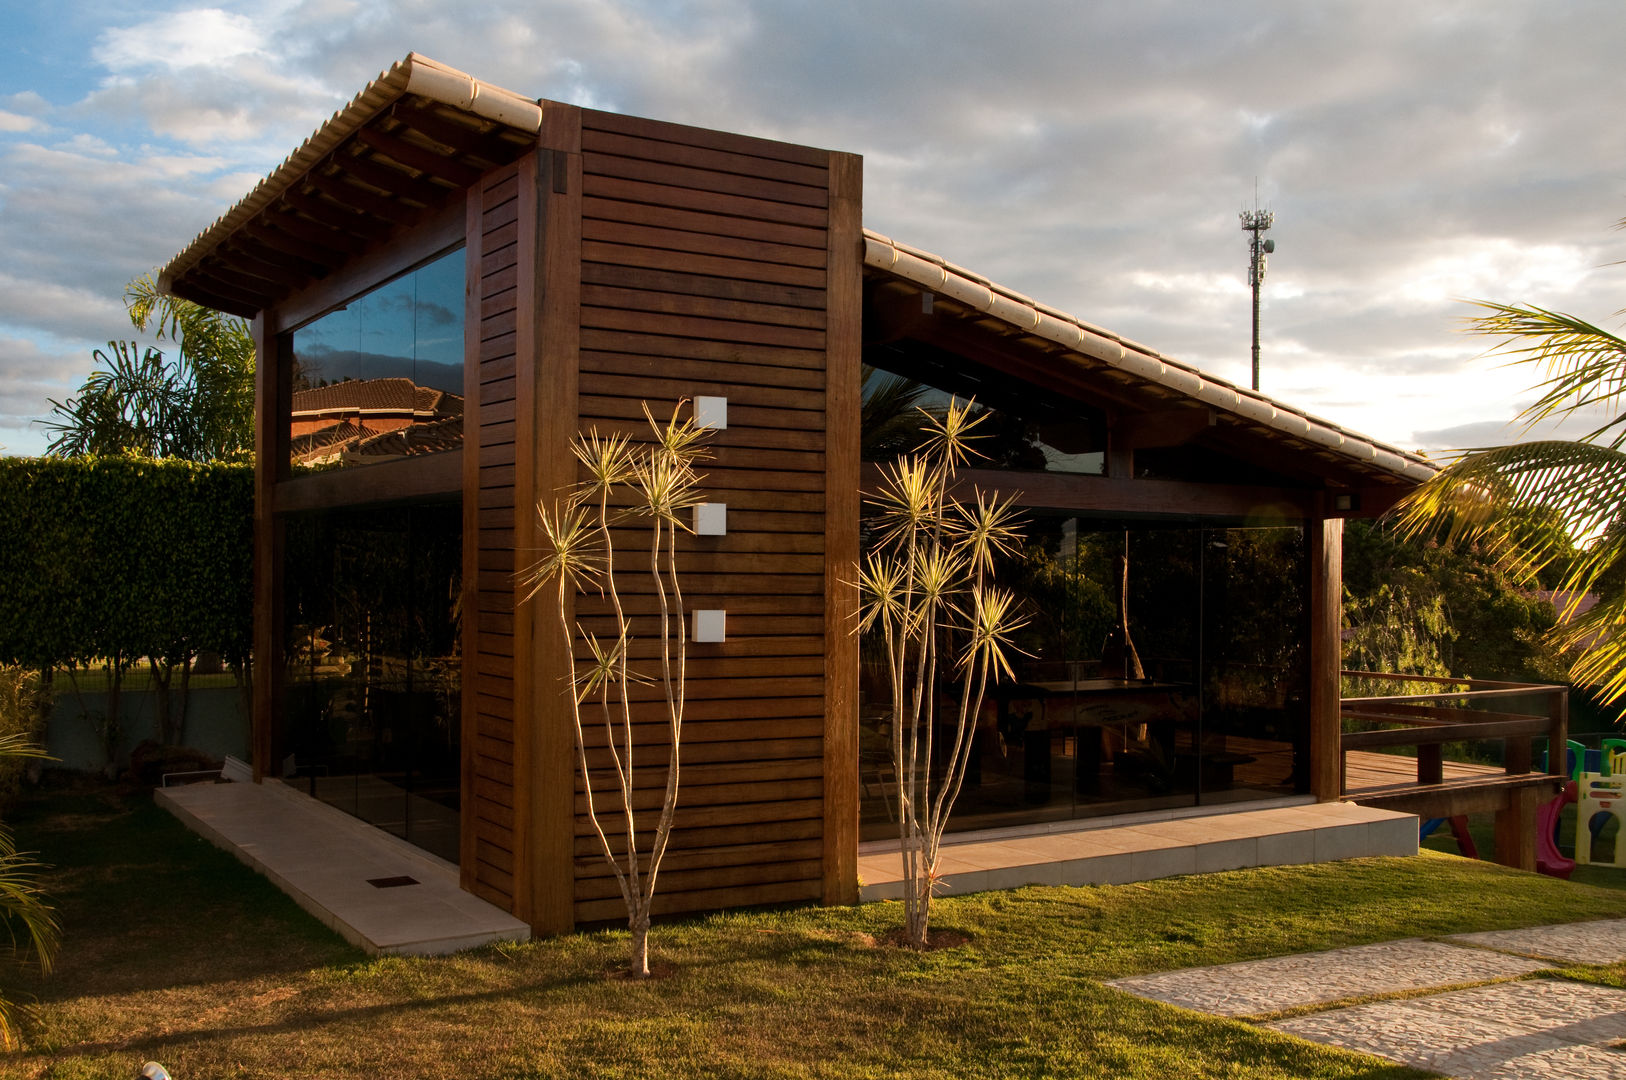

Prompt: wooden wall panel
xmin=562 ymin=108 xmax=850 ymax=922
xmin=461 ymin=159 xmax=528 ymax=911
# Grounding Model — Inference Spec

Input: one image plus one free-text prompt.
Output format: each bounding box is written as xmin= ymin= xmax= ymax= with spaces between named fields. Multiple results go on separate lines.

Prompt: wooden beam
xmin=256 ymin=211 xmax=367 ymax=258
xmin=526 ymin=104 xmax=584 ymax=936
xmin=250 ymin=315 xmax=284 ymax=782
xmin=1350 ymin=773 xmax=1560 ymax=817
xmin=1340 ymin=718 xmax=1550 ymax=749
xmin=280 ymin=188 xmax=391 ymax=241
xmin=1309 ymin=509 xmax=1343 ymax=800
xmin=272 ymin=451 xmax=461 ymax=513
xmin=340 ymin=151 xmax=456 ymax=208
xmin=273 ymin=196 xmax=463 ymax=334
xmin=460 ymin=183 xmax=484 ymax=896
xmin=355 ymin=125 xmax=483 ymax=188
xmin=243 ymin=220 xmax=350 ymax=268
xmin=168 ymin=278 xmax=257 ymax=319
xmin=867 ymin=464 xmax=1313 ymax=521
xmin=1494 ymin=784 xmax=1540 ymax=871
xmin=188 ymin=268 xmax=275 ymax=312
xmin=394 ymin=102 xmax=517 ymax=161
xmin=307 ymin=171 xmax=418 ymax=225
xmin=822 ymin=150 xmax=861 ymax=907
xmin=1117 ymin=408 xmax=1216 ymax=450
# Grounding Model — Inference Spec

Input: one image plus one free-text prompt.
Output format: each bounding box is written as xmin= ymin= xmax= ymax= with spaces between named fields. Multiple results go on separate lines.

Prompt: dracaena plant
xmin=859 ymin=400 xmax=1026 ymax=948
xmin=521 ymin=403 xmax=709 ymax=978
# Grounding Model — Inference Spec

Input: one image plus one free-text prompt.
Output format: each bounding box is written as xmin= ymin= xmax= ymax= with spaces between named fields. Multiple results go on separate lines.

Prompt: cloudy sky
xmin=3 ymin=0 xmax=1625 ymax=457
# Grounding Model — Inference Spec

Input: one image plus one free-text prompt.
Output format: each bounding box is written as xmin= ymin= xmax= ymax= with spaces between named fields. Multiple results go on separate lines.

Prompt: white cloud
xmin=0 ymin=111 xmax=39 ymax=133
xmin=94 ymin=9 xmax=266 ymax=73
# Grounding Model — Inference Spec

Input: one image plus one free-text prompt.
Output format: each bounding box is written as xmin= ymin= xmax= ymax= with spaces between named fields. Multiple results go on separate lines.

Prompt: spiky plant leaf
xmin=1465 ymin=301 xmax=1626 ymax=447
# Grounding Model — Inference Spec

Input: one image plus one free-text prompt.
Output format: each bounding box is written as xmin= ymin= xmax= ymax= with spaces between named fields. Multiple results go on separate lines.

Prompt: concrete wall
xmin=45 ymin=685 xmax=250 ymax=773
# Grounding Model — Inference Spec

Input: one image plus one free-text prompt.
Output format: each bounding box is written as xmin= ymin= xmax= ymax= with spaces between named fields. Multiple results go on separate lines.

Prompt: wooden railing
xmin=1339 ymin=671 xmax=1568 ymax=794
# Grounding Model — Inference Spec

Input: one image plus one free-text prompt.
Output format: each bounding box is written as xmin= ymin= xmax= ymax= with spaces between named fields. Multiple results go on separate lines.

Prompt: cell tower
xmin=1240 ymin=201 xmax=1275 ymax=392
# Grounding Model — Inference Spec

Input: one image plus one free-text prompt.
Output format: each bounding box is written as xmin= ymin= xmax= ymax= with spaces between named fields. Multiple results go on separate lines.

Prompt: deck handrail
xmin=1338 ymin=671 xmax=1568 ymax=794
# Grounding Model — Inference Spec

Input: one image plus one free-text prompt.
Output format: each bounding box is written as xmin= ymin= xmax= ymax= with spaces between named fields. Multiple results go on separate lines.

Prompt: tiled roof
xmin=292 ymin=377 xmax=458 ymax=416
xmin=863 ymin=229 xmax=1436 ymax=486
xmin=159 ymin=54 xmax=541 ymax=306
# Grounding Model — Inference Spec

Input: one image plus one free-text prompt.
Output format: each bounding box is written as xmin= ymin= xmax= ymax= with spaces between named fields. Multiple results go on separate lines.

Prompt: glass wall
xmin=282 ymin=499 xmax=462 ymax=862
xmin=287 ymin=247 xmax=465 ymax=469
xmin=862 ymin=355 xmax=1106 ymax=475
xmin=857 ymin=516 xmax=1309 ymax=839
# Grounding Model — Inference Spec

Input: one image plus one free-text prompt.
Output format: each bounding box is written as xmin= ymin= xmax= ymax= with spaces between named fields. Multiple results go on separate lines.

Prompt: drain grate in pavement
xmin=366 ymin=875 xmax=420 ymax=889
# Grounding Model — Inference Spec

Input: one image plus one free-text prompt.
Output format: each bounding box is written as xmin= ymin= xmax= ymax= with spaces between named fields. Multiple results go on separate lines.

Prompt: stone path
xmin=1107 ymin=920 xmax=1626 ymax=1079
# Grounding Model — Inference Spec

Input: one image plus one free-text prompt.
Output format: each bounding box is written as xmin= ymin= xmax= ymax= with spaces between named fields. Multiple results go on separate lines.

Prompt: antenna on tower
xmin=1239 ymin=188 xmax=1276 ymax=392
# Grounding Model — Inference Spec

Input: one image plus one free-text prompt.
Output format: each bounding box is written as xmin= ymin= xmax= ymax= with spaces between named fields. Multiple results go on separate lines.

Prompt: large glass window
xmin=858 ymin=515 xmax=1308 ymax=839
xmin=863 ymin=351 xmax=1107 ymax=475
xmin=287 ymin=247 xmax=465 ymax=469
xmin=282 ymin=500 xmax=463 ymax=862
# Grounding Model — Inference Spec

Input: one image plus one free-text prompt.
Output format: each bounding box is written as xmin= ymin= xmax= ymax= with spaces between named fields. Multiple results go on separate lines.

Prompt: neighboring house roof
xmin=353 ymin=414 xmax=464 ymax=458
xmin=291 ymin=377 xmax=461 ymax=420
xmin=863 ymin=229 xmax=1437 ymax=488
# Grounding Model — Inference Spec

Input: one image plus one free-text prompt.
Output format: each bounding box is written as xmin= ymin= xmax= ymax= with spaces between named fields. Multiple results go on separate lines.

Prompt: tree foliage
xmin=1395 ymin=230 xmax=1626 ymax=712
xmin=1343 ymin=519 xmax=1567 ymax=684
xmin=0 ymin=457 xmax=254 ymax=747
xmin=42 ymin=275 xmax=253 ymax=462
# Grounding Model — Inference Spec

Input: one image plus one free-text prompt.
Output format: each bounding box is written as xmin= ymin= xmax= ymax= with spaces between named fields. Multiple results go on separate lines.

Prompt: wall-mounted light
xmin=694 ymin=396 xmax=728 ymax=430
xmin=693 ymin=609 xmax=726 ymax=643
xmin=1332 ymin=493 xmax=1359 ymax=513
xmin=694 ymin=502 xmax=727 ymax=536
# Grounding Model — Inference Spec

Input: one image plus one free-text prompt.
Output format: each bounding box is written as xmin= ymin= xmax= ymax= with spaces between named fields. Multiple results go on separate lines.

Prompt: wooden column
xmin=1308 ymin=510 xmax=1344 ymax=801
xmin=458 ymin=190 xmax=484 ymax=893
xmin=249 ymin=313 xmax=285 ymax=782
xmin=822 ymin=151 xmax=863 ymax=906
xmin=1494 ymin=785 xmax=1539 ymax=871
xmin=522 ymin=105 xmax=584 ymax=936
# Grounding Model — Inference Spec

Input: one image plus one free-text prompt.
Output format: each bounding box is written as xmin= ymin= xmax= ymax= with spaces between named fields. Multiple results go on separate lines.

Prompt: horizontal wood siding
xmin=572 ymin=109 xmax=832 ymax=921
xmin=467 ymin=163 xmax=523 ymax=911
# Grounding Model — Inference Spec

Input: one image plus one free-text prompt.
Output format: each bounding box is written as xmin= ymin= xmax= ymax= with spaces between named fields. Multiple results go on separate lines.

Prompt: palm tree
xmin=1398 ymin=242 xmax=1626 ymax=712
xmin=0 ymin=730 xmax=58 ymax=1049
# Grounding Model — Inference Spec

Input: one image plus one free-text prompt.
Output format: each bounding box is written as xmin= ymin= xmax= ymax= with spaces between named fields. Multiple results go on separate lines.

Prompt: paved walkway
xmin=158 ymin=778 xmax=530 ymax=956
xmin=1108 ymin=919 xmax=1626 ymax=1079
xmin=859 ymin=800 xmax=1417 ymax=900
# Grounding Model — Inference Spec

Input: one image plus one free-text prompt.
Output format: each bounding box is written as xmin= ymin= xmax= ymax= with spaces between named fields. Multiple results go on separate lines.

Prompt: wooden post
xmin=822 ymin=150 xmax=862 ymax=906
xmin=1308 ymin=509 xmax=1344 ymax=801
xmin=523 ymin=106 xmax=584 ymax=936
xmin=1417 ymin=743 xmax=1443 ymax=786
xmin=1546 ymin=687 xmax=1569 ymax=776
xmin=1504 ymin=737 xmax=1532 ymax=776
xmin=250 ymin=313 xmax=284 ymax=783
xmin=458 ymin=188 xmax=484 ymax=894
xmin=1493 ymin=785 xmax=1539 ymax=871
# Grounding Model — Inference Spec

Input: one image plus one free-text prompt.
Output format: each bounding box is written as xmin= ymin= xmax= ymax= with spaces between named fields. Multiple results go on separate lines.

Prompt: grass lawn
xmin=6 ymin=782 xmax=1626 ymax=1079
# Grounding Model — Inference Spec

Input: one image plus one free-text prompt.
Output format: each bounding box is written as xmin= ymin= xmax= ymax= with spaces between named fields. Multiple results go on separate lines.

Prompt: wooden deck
xmin=1343 ymin=750 xmax=1502 ymax=796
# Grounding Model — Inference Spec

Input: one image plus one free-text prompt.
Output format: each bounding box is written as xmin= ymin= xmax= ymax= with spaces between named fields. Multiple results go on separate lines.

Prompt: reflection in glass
xmin=282 ymin=500 xmax=462 ymax=862
xmin=288 ymin=247 xmax=465 ymax=468
xmin=861 ymin=357 xmax=1106 ymax=475
xmin=859 ymin=516 xmax=1308 ymax=839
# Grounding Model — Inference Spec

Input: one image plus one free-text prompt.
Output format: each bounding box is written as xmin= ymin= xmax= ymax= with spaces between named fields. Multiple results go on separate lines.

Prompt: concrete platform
xmin=157 ymin=778 xmax=530 ymax=956
xmin=858 ymin=800 xmax=1419 ymax=900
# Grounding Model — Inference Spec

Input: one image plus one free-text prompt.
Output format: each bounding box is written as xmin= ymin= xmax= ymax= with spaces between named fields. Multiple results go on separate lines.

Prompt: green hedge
xmin=0 ymin=456 xmax=253 ymax=670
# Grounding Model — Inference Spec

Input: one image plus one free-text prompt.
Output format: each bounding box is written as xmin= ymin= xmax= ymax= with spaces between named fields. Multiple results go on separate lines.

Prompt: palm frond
xmin=1465 ymin=301 xmax=1626 ymax=446
xmin=1396 ymin=440 xmax=1626 ymax=589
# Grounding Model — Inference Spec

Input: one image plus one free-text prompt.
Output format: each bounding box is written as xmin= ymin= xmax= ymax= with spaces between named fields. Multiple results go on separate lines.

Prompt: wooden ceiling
xmin=163 ymin=95 xmax=535 ymax=318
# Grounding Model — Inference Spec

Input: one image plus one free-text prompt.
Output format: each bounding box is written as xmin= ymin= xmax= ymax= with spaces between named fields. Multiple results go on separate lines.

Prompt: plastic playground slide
xmin=1536 ymin=780 xmax=1578 ymax=879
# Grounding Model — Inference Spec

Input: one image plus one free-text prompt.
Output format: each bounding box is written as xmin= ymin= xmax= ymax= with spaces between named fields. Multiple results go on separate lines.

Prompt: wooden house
xmin=159 ymin=55 xmax=1434 ymax=937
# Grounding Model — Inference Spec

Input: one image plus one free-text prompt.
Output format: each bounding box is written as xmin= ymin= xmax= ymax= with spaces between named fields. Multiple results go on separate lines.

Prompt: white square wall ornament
xmin=693 ymin=502 xmax=727 ymax=536
xmin=694 ymin=395 xmax=728 ymax=430
xmin=693 ymin=609 xmax=726 ymax=643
